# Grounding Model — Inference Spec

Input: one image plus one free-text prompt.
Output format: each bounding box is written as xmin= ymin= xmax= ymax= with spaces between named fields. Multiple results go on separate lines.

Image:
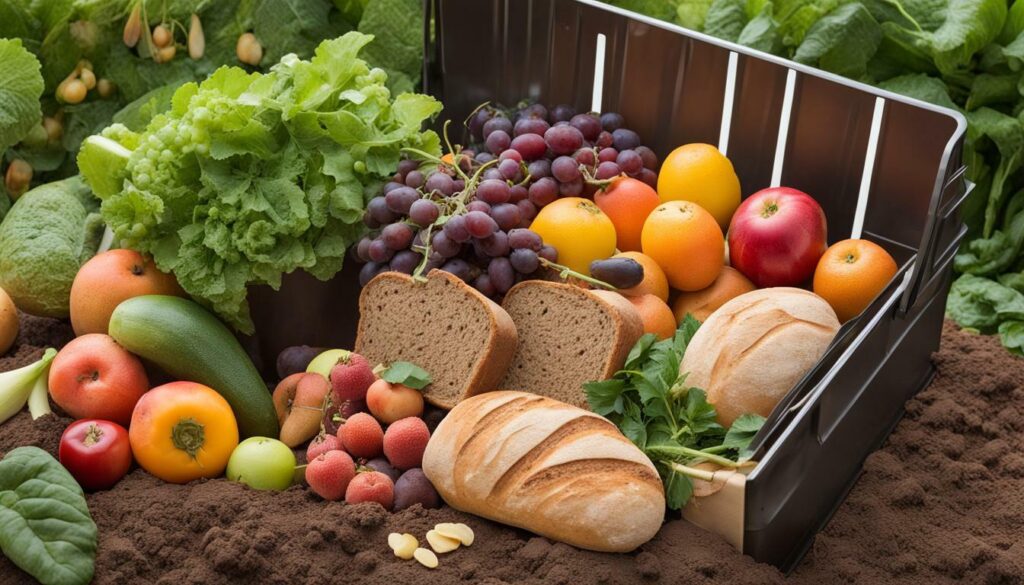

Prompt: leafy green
xmin=0 ymin=39 xmax=44 ymax=153
xmin=584 ymin=315 xmax=765 ymax=509
xmin=0 ymin=446 xmax=97 ymax=585
xmin=947 ymin=273 xmax=1024 ymax=331
xmin=79 ymin=33 xmax=441 ymax=332
xmin=358 ymin=0 xmax=423 ymax=95
xmin=380 ymin=361 xmax=432 ymax=390
xmin=793 ymin=3 xmax=881 ymax=78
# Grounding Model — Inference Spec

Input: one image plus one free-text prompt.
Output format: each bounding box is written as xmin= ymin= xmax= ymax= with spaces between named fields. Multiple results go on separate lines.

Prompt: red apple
xmin=728 ymin=187 xmax=827 ymax=288
xmin=49 ymin=334 xmax=150 ymax=426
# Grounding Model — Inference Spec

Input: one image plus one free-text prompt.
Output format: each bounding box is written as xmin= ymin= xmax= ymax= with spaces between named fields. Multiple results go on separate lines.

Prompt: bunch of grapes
xmin=354 ymin=102 xmax=657 ymax=299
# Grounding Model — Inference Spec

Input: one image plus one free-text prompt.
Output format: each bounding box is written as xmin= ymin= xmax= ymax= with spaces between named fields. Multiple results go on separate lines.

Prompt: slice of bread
xmin=354 ymin=270 xmax=518 ymax=410
xmin=499 ymin=281 xmax=644 ymax=408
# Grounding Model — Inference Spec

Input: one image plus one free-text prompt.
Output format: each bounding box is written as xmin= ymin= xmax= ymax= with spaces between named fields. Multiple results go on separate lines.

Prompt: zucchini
xmin=109 ymin=295 xmax=278 ymax=438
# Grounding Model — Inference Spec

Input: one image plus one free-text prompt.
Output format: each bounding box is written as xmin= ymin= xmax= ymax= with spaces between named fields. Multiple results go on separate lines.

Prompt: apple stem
xmin=83 ymin=423 xmax=103 ymax=447
xmin=171 ymin=418 xmax=206 ymax=460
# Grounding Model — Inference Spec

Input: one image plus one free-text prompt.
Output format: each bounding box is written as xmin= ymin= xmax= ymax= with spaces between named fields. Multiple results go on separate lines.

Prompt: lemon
xmin=656 ymin=143 xmax=741 ymax=229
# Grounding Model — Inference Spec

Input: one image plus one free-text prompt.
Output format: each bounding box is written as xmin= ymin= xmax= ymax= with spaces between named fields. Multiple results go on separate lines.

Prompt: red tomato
xmin=59 ymin=419 xmax=132 ymax=491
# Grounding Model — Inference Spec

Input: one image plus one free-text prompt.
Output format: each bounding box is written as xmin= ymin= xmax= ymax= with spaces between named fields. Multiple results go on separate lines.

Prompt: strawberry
xmin=338 ymin=412 xmax=384 ymax=458
xmin=330 ymin=352 xmax=376 ymax=403
xmin=383 ymin=417 xmax=430 ymax=470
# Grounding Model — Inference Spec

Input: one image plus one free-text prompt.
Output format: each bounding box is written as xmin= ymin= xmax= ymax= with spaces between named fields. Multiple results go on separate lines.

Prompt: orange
xmin=813 ymin=239 xmax=898 ymax=323
xmin=530 ymin=197 xmax=617 ymax=274
xmin=627 ymin=294 xmax=677 ymax=340
xmin=616 ymin=251 xmax=670 ymax=302
xmin=657 ymin=143 xmax=741 ymax=229
xmin=641 ymin=200 xmax=724 ymax=291
xmin=594 ymin=177 xmax=660 ymax=252
xmin=672 ymin=266 xmax=756 ymax=323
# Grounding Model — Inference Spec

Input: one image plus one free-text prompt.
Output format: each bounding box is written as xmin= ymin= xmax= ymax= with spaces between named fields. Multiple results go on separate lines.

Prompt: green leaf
xmin=776 ymin=0 xmax=839 ymax=47
xmin=358 ymin=0 xmax=424 ymax=93
xmin=624 ymin=333 xmax=659 ymax=370
xmin=677 ymin=0 xmax=715 ymax=29
xmin=112 ymin=84 xmax=179 ymax=131
xmin=585 ymin=378 xmax=627 ymax=416
xmin=1000 ymin=0 xmax=1024 ymax=44
xmin=723 ymin=413 xmax=767 ymax=459
xmin=929 ymin=0 xmax=1007 ymax=75
xmin=683 ymin=387 xmax=721 ymax=436
xmin=998 ymin=320 xmax=1024 ymax=355
xmin=947 ymin=273 xmax=1024 ymax=332
xmin=794 ymin=3 xmax=882 ymax=78
xmin=704 ymin=0 xmax=749 ymax=41
xmin=967 ymin=108 xmax=1024 ymax=238
xmin=380 ymin=361 xmax=432 ymax=390
xmin=0 ymin=39 xmax=44 ymax=153
xmin=0 ymin=446 xmax=97 ymax=585
xmin=966 ymin=73 xmax=1020 ymax=110
xmin=738 ymin=2 xmax=783 ymax=53
xmin=672 ymin=314 xmax=702 ymax=356
xmin=621 ymin=401 xmax=648 ymax=448
xmin=879 ymin=73 xmax=958 ymax=109
xmin=662 ymin=464 xmax=695 ymax=510
xmin=955 ymin=189 xmax=1024 ymax=275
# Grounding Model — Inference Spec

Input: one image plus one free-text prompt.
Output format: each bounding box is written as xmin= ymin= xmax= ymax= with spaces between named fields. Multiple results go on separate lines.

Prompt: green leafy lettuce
xmin=0 ymin=446 xmax=97 ymax=585
xmin=584 ymin=316 xmax=765 ymax=509
xmin=79 ymin=33 xmax=441 ymax=333
xmin=0 ymin=38 xmax=44 ymax=153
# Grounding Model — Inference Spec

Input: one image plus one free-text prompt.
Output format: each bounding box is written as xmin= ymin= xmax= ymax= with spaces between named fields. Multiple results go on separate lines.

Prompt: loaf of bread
xmin=354 ymin=270 xmax=518 ymax=409
xmin=422 ymin=391 xmax=665 ymax=552
xmin=499 ymin=281 xmax=643 ymax=408
xmin=680 ymin=287 xmax=840 ymax=426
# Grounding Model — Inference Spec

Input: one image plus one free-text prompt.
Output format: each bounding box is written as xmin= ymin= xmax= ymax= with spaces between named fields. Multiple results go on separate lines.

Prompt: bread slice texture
xmin=499 ymin=281 xmax=644 ymax=408
xmin=422 ymin=391 xmax=665 ymax=552
xmin=354 ymin=270 xmax=518 ymax=409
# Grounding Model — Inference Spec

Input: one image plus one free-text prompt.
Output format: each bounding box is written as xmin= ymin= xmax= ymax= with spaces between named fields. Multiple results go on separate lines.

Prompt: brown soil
xmin=0 ymin=316 xmax=1022 ymax=585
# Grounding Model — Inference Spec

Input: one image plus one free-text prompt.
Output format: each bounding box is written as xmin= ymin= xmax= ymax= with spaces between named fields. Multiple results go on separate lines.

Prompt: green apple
xmin=226 ymin=437 xmax=297 ymax=491
xmin=305 ymin=349 xmax=351 ymax=379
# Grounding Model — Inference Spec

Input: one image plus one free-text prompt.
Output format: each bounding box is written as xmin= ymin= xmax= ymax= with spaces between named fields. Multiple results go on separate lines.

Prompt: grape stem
xmin=580 ymin=161 xmax=617 ymax=190
xmin=538 ymin=258 xmax=617 ymax=290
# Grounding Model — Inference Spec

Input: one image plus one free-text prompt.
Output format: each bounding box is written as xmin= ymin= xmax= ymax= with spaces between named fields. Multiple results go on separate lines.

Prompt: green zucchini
xmin=109 ymin=295 xmax=278 ymax=438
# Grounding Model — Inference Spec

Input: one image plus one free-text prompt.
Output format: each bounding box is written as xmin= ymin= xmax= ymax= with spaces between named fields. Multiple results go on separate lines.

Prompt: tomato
xmin=529 ymin=197 xmax=617 ymax=274
xmin=59 ymin=419 xmax=132 ymax=491
xmin=129 ymin=381 xmax=239 ymax=484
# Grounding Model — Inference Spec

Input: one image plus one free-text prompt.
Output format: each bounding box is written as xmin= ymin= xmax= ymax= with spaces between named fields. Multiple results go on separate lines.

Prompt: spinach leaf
xmin=0 ymin=446 xmax=97 ymax=585
xmin=929 ymin=0 xmax=1006 ymax=75
xmin=998 ymin=320 xmax=1024 ymax=355
xmin=704 ymin=0 xmax=749 ymax=41
xmin=947 ymin=273 xmax=1024 ymax=331
xmin=0 ymin=39 xmax=44 ymax=154
xmin=794 ymin=3 xmax=882 ymax=78
xmin=358 ymin=0 xmax=424 ymax=95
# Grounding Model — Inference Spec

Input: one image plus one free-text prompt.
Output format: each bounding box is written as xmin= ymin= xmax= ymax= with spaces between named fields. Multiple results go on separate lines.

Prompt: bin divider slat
xmin=590 ymin=33 xmax=607 ymax=113
xmin=718 ymin=51 xmax=738 ymax=156
xmin=851 ymin=97 xmax=886 ymax=239
xmin=771 ymin=68 xmax=797 ymax=187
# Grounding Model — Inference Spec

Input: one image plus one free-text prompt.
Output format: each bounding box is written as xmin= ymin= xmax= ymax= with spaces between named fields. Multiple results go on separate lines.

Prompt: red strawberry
xmin=330 ymin=352 xmax=376 ymax=403
xmin=306 ymin=450 xmax=356 ymax=501
xmin=383 ymin=417 xmax=430 ymax=470
xmin=338 ymin=412 xmax=383 ymax=458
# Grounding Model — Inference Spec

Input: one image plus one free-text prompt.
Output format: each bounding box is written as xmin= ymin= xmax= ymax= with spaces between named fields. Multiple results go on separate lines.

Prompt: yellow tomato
xmin=657 ymin=143 xmax=741 ymax=229
xmin=530 ymin=197 xmax=617 ymax=274
xmin=129 ymin=381 xmax=239 ymax=484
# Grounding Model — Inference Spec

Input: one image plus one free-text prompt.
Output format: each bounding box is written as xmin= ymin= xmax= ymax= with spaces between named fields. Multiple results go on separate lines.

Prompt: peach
xmin=48 ymin=334 xmax=149 ymax=426
xmin=383 ymin=417 xmax=430 ymax=470
xmin=70 ymin=249 xmax=184 ymax=336
xmin=339 ymin=412 xmax=383 ymax=458
xmin=345 ymin=471 xmax=394 ymax=509
xmin=306 ymin=433 xmax=343 ymax=461
xmin=366 ymin=379 xmax=424 ymax=424
xmin=0 ymin=285 xmax=17 ymax=355
xmin=306 ymin=450 xmax=356 ymax=501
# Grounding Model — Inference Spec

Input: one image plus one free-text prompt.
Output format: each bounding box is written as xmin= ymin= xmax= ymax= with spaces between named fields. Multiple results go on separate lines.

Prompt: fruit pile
xmin=354 ymin=102 xmax=659 ymax=297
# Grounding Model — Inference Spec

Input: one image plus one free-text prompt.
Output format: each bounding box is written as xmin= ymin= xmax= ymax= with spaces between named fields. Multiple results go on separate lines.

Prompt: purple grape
xmin=466 ymin=200 xmax=491 ymax=214
xmin=509 ymin=185 xmax=529 ymax=203
xmin=431 ymin=231 xmax=461 ymax=258
xmin=383 ymin=181 xmax=404 ymax=194
xmin=363 ymin=211 xmax=380 ymax=229
xmin=455 ymin=154 xmax=473 ymax=173
xmin=405 ymin=170 xmax=425 ymax=189
xmin=600 ymin=112 xmax=625 ymax=131
xmin=508 ymin=228 xmax=543 ymax=251
xmin=483 ymin=116 xmax=513 ymax=138
xmin=570 ymin=114 xmax=602 ymax=141
xmin=598 ymin=147 xmax=618 ymax=163
xmin=499 ymin=149 xmax=523 ymax=163
xmin=515 ymin=200 xmax=538 ymax=223
xmin=368 ymin=196 xmax=397 ymax=224
xmin=635 ymin=146 xmax=658 ymax=170
xmin=385 ymin=187 xmax=419 ymax=215
xmin=539 ymin=245 xmax=558 ymax=262
xmin=473 ymin=273 xmax=496 ymax=296
xmin=520 ymin=103 xmax=548 ymax=120
xmin=462 ymin=149 xmax=476 ymax=159
xmin=381 ymin=223 xmax=415 ymax=250
xmin=398 ymin=159 xmax=419 ymax=176
xmin=612 ymin=128 xmax=641 ymax=150
xmin=441 ymin=258 xmax=473 ymax=281
xmin=559 ymin=178 xmax=584 ymax=197
xmin=528 ymin=177 xmax=559 ymax=207
xmin=465 ymin=210 xmax=498 ymax=238
xmin=469 ymin=108 xmax=496 ymax=141
xmin=486 ymin=130 xmax=511 ymax=154
xmin=514 ymin=117 xmax=550 ymax=137
xmin=490 ymin=203 xmax=522 ymax=231
xmin=552 ymin=156 xmax=581 ymax=183
xmin=356 ymin=237 xmax=373 ymax=262
xmin=510 ymin=133 xmax=547 ymax=161
xmin=550 ymin=104 xmax=576 ymax=123
xmin=359 ymin=261 xmax=385 ymax=286
xmin=480 ymin=230 xmax=510 ymax=257
xmin=476 ymin=152 xmax=495 ymax=164
xmin=443 ymin=215 xmax=471 ymax=242
xmin=409 ymin=199 xmax=440 ymax=226
xmin=545 ymin=125 xmax=585 ymax=155
xmin=477 ymin=179 xmax=511 ymax=204
xmin=368 ymin=239 xmax=394 ymax=263
xmin=638 ymin=168 xmax=658 ymax=189
xmin=482 ymin=168 xmax=503 ymax=181
xmin=574 ymin=148 xmax=596 ymax=167
xmin=424 ymin=251 xmax=445 ymax=272
xmin=488 ymin=257 xmax=515 ymax=293
xmin=510 ymin=248 xmax=540 ymax=274
xmin=596 ymin=131 xmax=614 ymax=148
xmin=617 ymin=149 xmax=643 ymax=174
xmin=425 ymin=172 xmax=455 ymax=196
xmin=527 ymin=159 xmax=551 ymax=178
xmin=390 ymin=250 xmax=421 ymax=274
xmin=453 ymin=179 xmax=466 ymax=192
xmin=498 ymin=159 xmax=522 ymax=181
xmin=596 ymin=161 xmax=621 ymax=180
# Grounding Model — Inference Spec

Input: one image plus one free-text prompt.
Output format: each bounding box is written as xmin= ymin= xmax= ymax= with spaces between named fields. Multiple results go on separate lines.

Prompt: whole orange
xmin=615 ymin=251 xmax=670 ymax=302
xmin=641 ymin=200 xmax=724 ymax=291
xmin=530 ymin=197 xmax=617 ymax=274
xmin=657 ymin=143 xmax=741 ymax=228
xmin=813 ymin=239 xmax=898 ymax=322
xmin=627 ymin=294 xmax=677 ymax=340
xmin=594 ymin=177 xmax=661 ymax=252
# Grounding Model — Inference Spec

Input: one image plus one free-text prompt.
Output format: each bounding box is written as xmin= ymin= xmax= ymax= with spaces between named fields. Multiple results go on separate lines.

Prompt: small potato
xmin=426 ymin=529 xmax=460 ymax=554
xmin=413 ymin=547 xmax=438 ymax=569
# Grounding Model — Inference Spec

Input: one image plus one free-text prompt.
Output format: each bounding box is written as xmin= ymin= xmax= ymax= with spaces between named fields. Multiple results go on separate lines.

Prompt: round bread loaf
xmin=680 ymin=287 xmax=839 ymax=426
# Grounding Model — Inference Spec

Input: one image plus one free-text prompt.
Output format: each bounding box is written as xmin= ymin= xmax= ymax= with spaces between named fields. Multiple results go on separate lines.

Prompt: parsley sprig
xmin=584 ymin=315 xmax=766 ymax=509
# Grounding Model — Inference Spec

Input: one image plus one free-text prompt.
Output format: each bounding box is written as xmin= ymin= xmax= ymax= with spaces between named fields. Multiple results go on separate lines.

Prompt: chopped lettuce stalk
xmin=0 ymin=348 xmax=57 ymax=425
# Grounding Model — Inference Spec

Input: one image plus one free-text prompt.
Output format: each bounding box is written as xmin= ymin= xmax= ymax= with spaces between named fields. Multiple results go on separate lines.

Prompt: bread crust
xmin=354 ymin=270 xmax=518 ymax=409
xmin=422 ymin=391 xmax=665 ymax=552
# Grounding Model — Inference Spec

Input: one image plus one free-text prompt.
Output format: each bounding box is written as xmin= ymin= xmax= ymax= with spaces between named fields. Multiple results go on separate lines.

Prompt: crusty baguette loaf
xmin=681 ymin=287 xmax=840 ymax=426
xmin=499 ymin=281 xmax=644 ymax=408
xmin=354 ymin=270 xmax=518 ymax=409
xmin=422 ymin=391 xmax=665 ymax=552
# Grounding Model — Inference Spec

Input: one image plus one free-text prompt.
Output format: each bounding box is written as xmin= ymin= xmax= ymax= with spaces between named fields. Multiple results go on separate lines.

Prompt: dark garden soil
xmin=1 ymin=316 xmax=1021 ymax=585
